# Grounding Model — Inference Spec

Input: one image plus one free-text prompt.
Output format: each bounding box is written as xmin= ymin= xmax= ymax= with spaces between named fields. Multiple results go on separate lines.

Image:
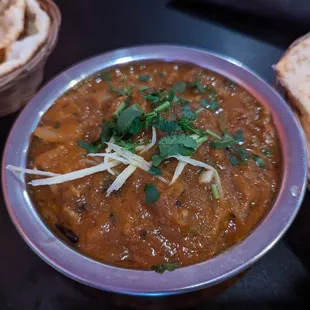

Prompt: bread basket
xmin=274 ymin=32 xmax=310 ymax=189
xmin=0 ymin=0 xmax=61 ymax=117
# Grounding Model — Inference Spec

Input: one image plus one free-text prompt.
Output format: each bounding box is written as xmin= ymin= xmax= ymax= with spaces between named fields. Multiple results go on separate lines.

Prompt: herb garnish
xmin=211 ymin=130 xmax=243 ymax=149
xmin=152 ymin=263 xmax=180 ymax=274
xmin=252 ymin=154 xmax=266 ymax=168
xmin=138 ymin=85 xmax=149 ymax=91
xmin=200 ymin=99 xmax=219 ymax=111
xmin=173 ymin=81 xmax=186 ymax=93
xmin=138 ymin=75 xmax=151 ymax=82
xmin=152 ymin=134 xmax=198 ymax=166
xmin=148 ymin=166 xmax=162 ymax=176
xmin=77 ymin=141 xmax=102 ymax=153
xmin=114 ymin=137 xmax=140 ymax=153
xmin=144 ymin=183 xmax=160 ymax=204
xmin=116 ymin=104 xmax=144 ymax=134
xmin=155 ymin=115 xmax=181 ymax=133
xmin=189 ymin=80 xmax=205 ymax=93
xmin=182 ymin=105 xmax=197 ymax=120
xmin=211 ymin=184 xmax=220 ymax=200
xmin=262 ymin=149 xmax=272 ymax=157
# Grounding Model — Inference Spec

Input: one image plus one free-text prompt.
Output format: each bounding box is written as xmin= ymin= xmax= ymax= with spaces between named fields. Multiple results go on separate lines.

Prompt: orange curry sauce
xmin=27 ymin=62 xmax=281 ymax=269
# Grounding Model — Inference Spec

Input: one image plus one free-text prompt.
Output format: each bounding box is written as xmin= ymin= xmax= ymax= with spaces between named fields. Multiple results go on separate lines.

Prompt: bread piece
xmin=0 ymin=0 xmax=50 ymax=76
xmin=275 ymin=34 xmax=310 ymax=138
xmin=0 ymin=0 xmax=26 ymax=50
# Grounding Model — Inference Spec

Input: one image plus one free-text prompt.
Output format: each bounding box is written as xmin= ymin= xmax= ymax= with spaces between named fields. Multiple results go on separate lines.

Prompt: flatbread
xmin=0 ymin=0 xmax=26 ymax=50
xmin=274 ymin=34 xmax=310 ymax=138
xmin=0 ymin=0 xmax=50 ymax=76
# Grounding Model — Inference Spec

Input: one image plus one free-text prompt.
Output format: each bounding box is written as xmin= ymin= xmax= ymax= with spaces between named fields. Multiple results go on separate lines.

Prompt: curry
xmin=23 ymin=62 xmax=281 ymax=272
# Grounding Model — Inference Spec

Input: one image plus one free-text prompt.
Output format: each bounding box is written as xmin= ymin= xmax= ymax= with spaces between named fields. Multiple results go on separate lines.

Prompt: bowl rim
xmin=2 ymin=45 xmax=308 ymax=296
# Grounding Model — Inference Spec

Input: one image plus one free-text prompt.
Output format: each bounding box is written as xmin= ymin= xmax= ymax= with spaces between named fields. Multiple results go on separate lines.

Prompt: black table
xmin=1 ymin=1 xmax=310 ymax=309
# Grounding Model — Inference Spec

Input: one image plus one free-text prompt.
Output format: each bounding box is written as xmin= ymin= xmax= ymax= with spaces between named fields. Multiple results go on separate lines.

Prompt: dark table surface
xmin=1 ymin=0 xmax=310 ymax=309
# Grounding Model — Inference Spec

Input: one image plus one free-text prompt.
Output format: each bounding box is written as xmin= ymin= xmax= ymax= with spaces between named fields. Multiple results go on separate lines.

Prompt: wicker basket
xmin=0 ymin=0 xmax=61 ymax=117
xmin=274 ymin=32 xmax=310 ymax=189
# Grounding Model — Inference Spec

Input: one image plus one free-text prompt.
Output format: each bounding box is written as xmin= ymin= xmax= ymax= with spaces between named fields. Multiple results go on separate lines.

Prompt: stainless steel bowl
xmin=2 ymin=45 xmax=307 ymax=296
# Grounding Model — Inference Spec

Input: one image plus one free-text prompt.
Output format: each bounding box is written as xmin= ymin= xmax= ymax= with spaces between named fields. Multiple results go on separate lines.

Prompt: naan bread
xmin=0 ymin=0 xmax=26 ymax=50
xmin=0 ymin=0 xmax=50 ymax=76
xmin=275 ymin=35 xmax=310 ymax=138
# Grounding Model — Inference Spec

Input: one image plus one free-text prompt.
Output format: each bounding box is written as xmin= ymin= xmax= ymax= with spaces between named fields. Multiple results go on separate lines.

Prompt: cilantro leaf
xmin=178 ymin=117 xmax=203 ymax=136
xmin=152 ymin=154 xmax=163 ymax=167
xmin=173 ymin=81 xmax=186 ymax=93
xmin=143 ymin=92 xmax=162 ymax=104
xmin=114 ymin=137 xmax=139 ymax=153
xmin=200 ymin=99 xmax=219 ymax=111
xmin=128 ymin=118 xmax=144 ymax=135
xmin=168 ymin=89 xmax=179 ymax=102
xmin=262 ymin=149 xmax=272 ymax=156
xmin=158 ymin=134 xmax=197 ymax=158
xmin=182 ymin=106 xmax=197 ymax=120
xmin=179 ymin=98 xmax=191 ymax=106
xmin=152 ymin=263 xmax=180 ymax=274
xmin=144 ymin=183 xmax=160 ymax=204
xmin=189 ymin=80 xmax=205 ymax=93
xmin=100 ymin=120 xmax=116 ymax=143
xmin=252 ymin=154 xmax=266 ymax=168
xmin=237 ymin=146 xmax=250 ymax=162
xmin=138 ymin=75 xmax=151 ymax=82
xmin=78 ymin=141 xmax=102 ymax=153
xmin=116 ymin=104 xmax=144 ymax=134
xmin=148 ymin=166 xmax=162 ymax=176
xmin=234 ymin=130 xmax=244 ymax=144
xmin=208 ymin=88 xmax=217 ymax=101
xmin=210 ymin=132 xmax=235 ymax=149
xmin=155 ymin=115 xmax=181 ymax=133
xmin=138 ymin=85 xmax=149 ymax=91
xmin=100 ymin=72 xmax=111 ymax=81
xmin=229 ymin=155 xmax=239 ymax=166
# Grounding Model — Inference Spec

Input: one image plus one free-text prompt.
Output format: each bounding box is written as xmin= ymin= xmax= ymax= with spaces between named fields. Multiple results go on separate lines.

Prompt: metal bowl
xmin=2 ymin=45 xmax=307 ymax=296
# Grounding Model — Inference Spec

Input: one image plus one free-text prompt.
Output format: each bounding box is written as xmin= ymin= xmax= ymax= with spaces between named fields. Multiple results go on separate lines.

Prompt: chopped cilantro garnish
xmin=113 ymin=100 xmax=128 ymax=118
xmin=116 ymin=104 xmax=144 ymax=134
xmin=138 ymin=75 xmax=151 ymax=82
xmin=229 ymin=155 xmax=239 ymax=166
xmin=250 ymin=201 xmax=256 ymax=207
xmin=179 ymin=98 xmax=191 ymax=106
xmin=144 ymin=183 xmax=160 ymax=204
xmin=237 ymin=147 xmax=250 ymax=162
xmin=178 ymin=117 xmax=203 ymax=136
xmin=173 ymin=81 xmax=186 ymax=93
xmin=200 ymin=99 xmax=219 ymax=111
xmin=100 ymin=120 xmax=116 ymax=143
xmin=159 ymin=134 xmax=197 ymax=157
xmin=127 ymin=118 xmax=144 ymax=135
xmin=253 ymin=154 xmax=266 ymax=168
xmin=152 ymin=263 xmax=180 ymax=274
xmin=155 ymin=115 xmax=181 ymax=133
xmin=211 ymin=184 xmax=220 ymax=200
xmin=152 ymin=154 xmax=163 ymax=167
xmin=138 ymin=85 xmax=149 ymax=91
xmin=114 ymin=137 xmax=139 ymax=153
xmin=189 ymin=80 xmax=205 ymax=93
xmin=262 ymin=149 xmax=272 ymax=156
xmin=168 ymin=89 xmax=179 ymax=102
xmin=77 ymin=141 xmax=102 ymax=153
xmin=210 ymin=132 xmax=236 ymax=149
xmin=148 ymin=165 xmax=162 ymax=176
xmin=100 ymin=72 xmax=111 ymax=81
xmin=207 ymin=88 xmax=217 ymax=101
xmin=152 ymin=134 xmax=197 ymax=166
xmin=159 ymin=72 xmax=166 ymax=78
xmin=182 ymin=106 xmax=197 ymax=120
